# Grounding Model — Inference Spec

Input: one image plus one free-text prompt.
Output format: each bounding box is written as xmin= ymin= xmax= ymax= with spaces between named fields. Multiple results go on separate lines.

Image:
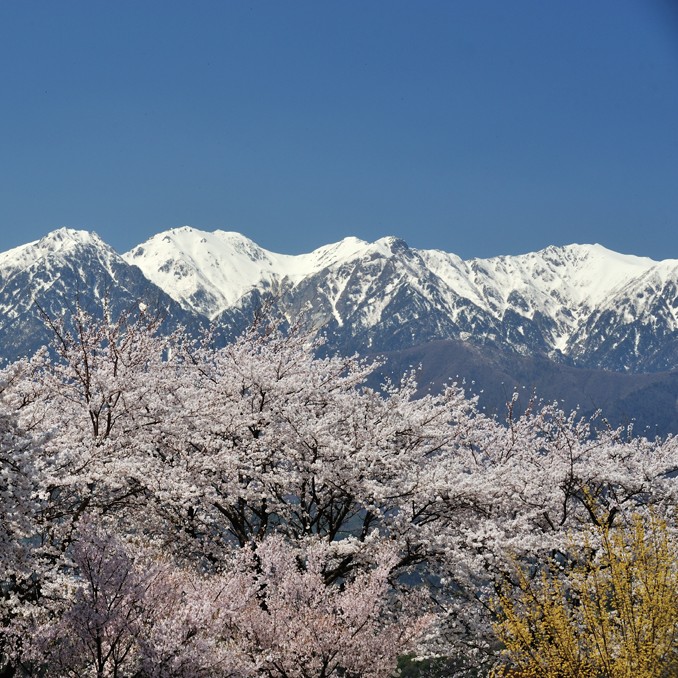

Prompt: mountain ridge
xmin=121 ymin=226 xmax=678 ymax=371
xmin=0 ymin=228 xmax=203 ymax=362
xmin=2 ymin=226 xmax=678 ymax=373
xmin=2 ymin=226 xmax=678 ymax=434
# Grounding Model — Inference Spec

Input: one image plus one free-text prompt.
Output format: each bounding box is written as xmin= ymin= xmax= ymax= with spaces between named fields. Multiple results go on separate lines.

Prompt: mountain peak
xmin=0 ymin=227 xmax=113 ymax=272
xmin=38 ymin=227 xmax=106 ymax=249
xmin=123 ymin=227 xmax=281 ymax=317
xmin=374 ymin=236 xmax=409 ymax=254
xmin=554 ymin=242 xmax=656 ymax=265
xmin=123 ymin=230 xmax=419 ymax=318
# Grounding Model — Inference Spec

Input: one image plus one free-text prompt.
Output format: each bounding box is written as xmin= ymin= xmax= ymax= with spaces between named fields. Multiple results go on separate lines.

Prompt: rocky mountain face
xmin=124 ymin=226 xmax=678 ymax=372
xmin=2 ymin=226 xmax=677 ymax=433
xmin=0 ymin=229 xmax=202 ymax=361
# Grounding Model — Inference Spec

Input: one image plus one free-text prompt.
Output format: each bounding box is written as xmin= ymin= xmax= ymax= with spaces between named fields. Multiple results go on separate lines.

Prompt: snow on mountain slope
xmin=2 ymin=227 xmax=676 ymax=371
xmin=450 ymin=244 xmax=656 ymax=351
xmin=276 ymin=237 xmax=461 ymax=338
xmin=566 ymin=257 xmax=678 ymax=370
xmin=124 ymin=227 xmax=283 ymax=317
xmin=123 ymin=228 xmax=673 ymax=360
xmin=467 ymin=244 xmax=654 ymax=313
xmin=0 ymin=228 xmax=123 ymax=319
xmin=0 ymin=227 xmax=199 ymax=362
xmin=123 ymin=227 xmax=399 ymax=318
xmin=0 ymin=228 xmax=115 ymax=278
xmin=600 ymin=257 xmax=678 ymax=324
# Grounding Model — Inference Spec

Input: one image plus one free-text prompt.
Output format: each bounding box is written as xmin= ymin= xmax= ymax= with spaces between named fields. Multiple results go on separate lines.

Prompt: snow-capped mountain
xmin=430 ymin=244 xmax=656 ymax=350
xmin=122 ymin=226 xmax=678 ymax=371
xmin=123 ymin=227 xmax=393 ymax=320
xmin=1 ymin=226 xmax=677 ymax=374
xmin=567 ymin=259 xmax=678 ymax=371
xmin=3 ymin=226 xmax=678 ymax=433
xmin=0 ymin=228 xmax=201 ymax=360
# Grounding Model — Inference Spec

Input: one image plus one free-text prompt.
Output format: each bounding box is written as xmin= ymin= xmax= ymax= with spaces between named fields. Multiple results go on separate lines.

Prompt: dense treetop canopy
xmin=0 ymin=308 xmax=675 ymax=676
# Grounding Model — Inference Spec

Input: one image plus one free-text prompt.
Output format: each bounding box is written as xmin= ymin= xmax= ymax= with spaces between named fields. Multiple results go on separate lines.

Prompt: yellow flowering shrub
xmin=492 ymin=511 xmax=678 ymax=678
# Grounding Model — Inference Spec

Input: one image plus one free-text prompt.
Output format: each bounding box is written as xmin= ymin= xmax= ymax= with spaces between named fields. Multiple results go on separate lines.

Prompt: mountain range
xmin=2 ymin=227 xmax=678 ymax=434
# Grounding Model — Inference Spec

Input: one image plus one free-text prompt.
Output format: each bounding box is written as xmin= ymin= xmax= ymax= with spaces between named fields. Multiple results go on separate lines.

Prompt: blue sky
xmin=1 ymin=1 xmax=677 ymax=260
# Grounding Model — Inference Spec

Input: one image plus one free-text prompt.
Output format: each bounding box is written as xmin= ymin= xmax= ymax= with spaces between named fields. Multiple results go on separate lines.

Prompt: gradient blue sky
xmin=1 ymin=1 xmax=677 ymax=260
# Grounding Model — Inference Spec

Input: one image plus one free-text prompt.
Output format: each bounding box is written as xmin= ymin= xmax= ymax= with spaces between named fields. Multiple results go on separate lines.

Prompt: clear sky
xmin=1 ymin=1 xmax=677 ymax=260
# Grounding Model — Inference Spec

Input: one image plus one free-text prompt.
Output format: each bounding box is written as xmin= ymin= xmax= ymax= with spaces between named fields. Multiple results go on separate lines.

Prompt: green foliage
xmin=397 ymin=653 xmax=479 ymax=678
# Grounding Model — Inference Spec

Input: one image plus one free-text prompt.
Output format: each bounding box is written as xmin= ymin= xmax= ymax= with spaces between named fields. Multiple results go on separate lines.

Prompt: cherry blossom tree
xmin=0 ymin=307 xmax=675 ymax=675
xmin=16 ymin=305 xmax=182 ymax=557
xmin=415 ymin=397 xmax=678 ymax=668
xmin=14 ymin=519 xmax=247 ymax=677
xmin=16 ymin=523 xmax=424 ymax=678
xmin=0 ymin=359 xmax=44 ymax=675
xmin=225 ymin=535 xmax=429 ymax=678
xmin=0 ymin=360 xmax=39 ymax=581
xmin=145 ymin=320 xmax=479 ymax=578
